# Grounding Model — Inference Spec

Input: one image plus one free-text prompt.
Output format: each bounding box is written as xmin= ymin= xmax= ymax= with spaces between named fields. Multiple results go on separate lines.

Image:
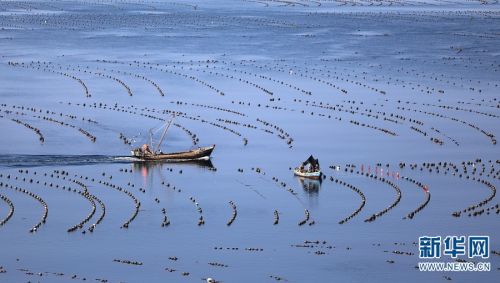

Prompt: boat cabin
xmin=299 ymin=155 xmax=320 ymax=172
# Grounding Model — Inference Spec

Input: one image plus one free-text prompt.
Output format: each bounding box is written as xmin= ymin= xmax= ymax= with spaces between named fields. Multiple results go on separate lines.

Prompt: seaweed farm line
xmin=0 ymin=0 xmax=499 ymax=283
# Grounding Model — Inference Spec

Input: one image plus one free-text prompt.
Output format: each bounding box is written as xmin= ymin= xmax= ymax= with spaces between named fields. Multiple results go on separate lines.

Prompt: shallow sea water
xmin=0 ymin=1 xmax=499 ymax=282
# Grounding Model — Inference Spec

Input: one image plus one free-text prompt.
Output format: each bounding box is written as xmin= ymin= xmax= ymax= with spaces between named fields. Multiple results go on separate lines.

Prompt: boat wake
xmin=0 ymin=154 xmax=140 ymax=168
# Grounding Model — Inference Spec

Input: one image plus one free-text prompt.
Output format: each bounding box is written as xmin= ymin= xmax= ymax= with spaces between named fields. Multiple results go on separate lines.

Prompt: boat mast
xmin=149 ymin=129 xmax=154 ymax=149
xmin=155 ymin=114 xmax=175 ymax=153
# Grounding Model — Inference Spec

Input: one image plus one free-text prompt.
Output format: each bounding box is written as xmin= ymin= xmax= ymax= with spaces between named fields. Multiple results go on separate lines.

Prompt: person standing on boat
xmin=141 ymin=144 xmax=152 ymax=155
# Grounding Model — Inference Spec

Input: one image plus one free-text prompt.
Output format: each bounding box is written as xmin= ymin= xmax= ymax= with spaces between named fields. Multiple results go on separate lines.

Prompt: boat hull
xmin=294 ymin=168 xmax=322 ymax=179
xmin=132 ymin=145 xmax=215 ymax=161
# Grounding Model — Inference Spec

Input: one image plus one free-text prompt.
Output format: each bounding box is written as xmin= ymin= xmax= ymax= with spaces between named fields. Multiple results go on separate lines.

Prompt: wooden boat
xmin=131 ymin=145 xmax=215 ymax=161
xmin=294 ymin=155 xmax=322 ymax=179
xmin=131 ymin=115 xmax=215 ymax=161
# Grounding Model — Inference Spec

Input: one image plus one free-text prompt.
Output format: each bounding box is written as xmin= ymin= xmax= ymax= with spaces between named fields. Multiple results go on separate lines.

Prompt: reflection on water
xmin=132 ymin=159 xmax=215 ymax=187
xmin=297 ymin=177 xmax=321 ymax=207
xmin=132 ymin=159 xmax=214 ymax=173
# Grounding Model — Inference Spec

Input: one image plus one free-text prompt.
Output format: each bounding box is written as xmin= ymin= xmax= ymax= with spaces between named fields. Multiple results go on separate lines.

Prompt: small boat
xmin=294 ymin=155 xmax=322 ymax=179
xmin=131 ymin=115 xmax=215 ymax=161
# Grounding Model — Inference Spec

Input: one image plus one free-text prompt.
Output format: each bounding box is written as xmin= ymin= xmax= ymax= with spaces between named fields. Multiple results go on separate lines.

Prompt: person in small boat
xmin=313 ymin=164 xmax=320 ymax=172
xmin=141 ymin=144 xmax=153 ymax=155
xmin=299 ymin=164 xmax=305 ymax=172
xmin=297 ymin=155 xmax=320 ymax=173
